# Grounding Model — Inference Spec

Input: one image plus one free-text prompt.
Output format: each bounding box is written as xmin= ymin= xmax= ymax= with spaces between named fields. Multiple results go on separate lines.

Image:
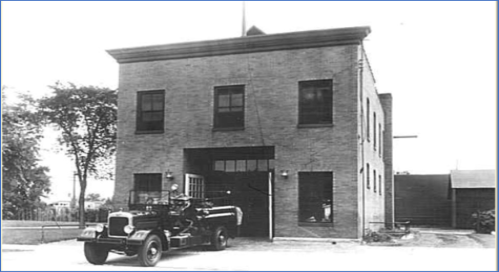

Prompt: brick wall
xmin=114 ymin=43 xmax=389 ymax=239
xmin=379 ymin=93 xmax=393 ymax=225
xmin=357 ymin=48 xmax=386 ymax=235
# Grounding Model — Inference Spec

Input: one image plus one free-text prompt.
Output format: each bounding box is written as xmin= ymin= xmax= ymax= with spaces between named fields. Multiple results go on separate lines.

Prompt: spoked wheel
xmin=210 ymin=226 xmax=228 ymax=251
xmin=138 ymin=234 xmax=162 ymax=267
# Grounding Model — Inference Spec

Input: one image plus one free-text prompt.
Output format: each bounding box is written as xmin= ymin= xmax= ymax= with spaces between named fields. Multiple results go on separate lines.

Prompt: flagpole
xmin=242 ymin=1 xmax=246 ymax=37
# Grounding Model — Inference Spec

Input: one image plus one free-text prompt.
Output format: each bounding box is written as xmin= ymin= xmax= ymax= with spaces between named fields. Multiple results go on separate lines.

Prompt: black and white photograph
xmin=1 ymin=1 xmax=497 ymax=271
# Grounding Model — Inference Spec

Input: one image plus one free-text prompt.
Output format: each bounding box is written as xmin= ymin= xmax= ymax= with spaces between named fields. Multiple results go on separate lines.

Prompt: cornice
xmin=107 ymin=26 xmax=371 ymax=64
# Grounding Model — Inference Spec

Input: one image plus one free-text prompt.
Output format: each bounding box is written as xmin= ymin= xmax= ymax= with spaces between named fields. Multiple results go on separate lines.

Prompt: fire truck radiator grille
xmin=109 ymin=217 xmax=129 ymax=236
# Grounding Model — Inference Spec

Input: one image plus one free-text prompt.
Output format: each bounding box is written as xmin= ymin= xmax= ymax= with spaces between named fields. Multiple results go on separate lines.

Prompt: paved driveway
xmin=2 ymin=235 xmax=497 ymax=271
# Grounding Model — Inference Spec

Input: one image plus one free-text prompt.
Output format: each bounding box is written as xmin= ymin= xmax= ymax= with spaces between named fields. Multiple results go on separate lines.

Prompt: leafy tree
xmin=38 ymin=83 xmax=117 ymax=228
xmin=85 ymin=193 xmax=104 ymax=202
xmin=2 ymin=88 xmax=51 ymax=219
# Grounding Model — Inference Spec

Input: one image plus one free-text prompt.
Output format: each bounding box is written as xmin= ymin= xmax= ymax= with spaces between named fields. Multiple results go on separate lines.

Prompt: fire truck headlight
xmin=124 ymin=225 xmax=135 ymax=234
xmin=95 ymin=224 xmax=104 ymax=233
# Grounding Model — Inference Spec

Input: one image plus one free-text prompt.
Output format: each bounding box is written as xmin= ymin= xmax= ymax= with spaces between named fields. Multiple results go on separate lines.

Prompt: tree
xmin=85 ymin=193 xmax=104 ymax=202
xmin=2 ymin=88 xmax=51 ymax=219
xmin=38 ymin=83 xmax=117 ymax=228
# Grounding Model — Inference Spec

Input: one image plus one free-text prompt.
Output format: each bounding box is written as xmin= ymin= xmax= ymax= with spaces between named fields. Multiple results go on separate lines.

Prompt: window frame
xmin=298 ymin=79 xmax=333 ymax=126
xmin=366 ymin=98 xmax=370 ymax=141
xmin=379 ymin=174 xmax=382 ymax=195
xmin=213 ymin=85 xmax=245 ymax=130
xmin=136 ymin=90 xmax=165 ymax=133
xmin=373 ymin=112 xmax=377 ymax=150
xmin=134 ymin=173 xmax=162 ymax=192
xmin=366 ymin=163 xmax=370 ymax=189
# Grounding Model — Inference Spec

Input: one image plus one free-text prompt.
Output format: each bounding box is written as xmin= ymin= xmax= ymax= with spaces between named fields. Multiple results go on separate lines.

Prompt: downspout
xmin=358 ymin=44 xmax=366 ymax=239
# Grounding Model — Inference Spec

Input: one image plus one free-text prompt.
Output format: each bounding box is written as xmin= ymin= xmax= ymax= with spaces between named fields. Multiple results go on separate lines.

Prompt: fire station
xmin=108 ymin=26 xmax=393 ymax=239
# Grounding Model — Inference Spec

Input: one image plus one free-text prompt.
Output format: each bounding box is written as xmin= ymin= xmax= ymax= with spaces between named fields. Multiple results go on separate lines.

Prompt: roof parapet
xmin=108 ymin=26 xmax=371 ymax=64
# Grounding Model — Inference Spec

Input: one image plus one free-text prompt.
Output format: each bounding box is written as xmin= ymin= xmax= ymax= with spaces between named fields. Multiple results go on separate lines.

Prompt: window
xmin=379 ymin=124 xmax=382 ymax=157
xmin=299 ymin=172 xmax=333 ymax=223
xmin=366 ymin=98 xmax=370 ymax=141
xmin=137 ymin=90 xmax=165 ymax=132
xmin=373 ymin=169 xmax=377 ymax=193
xmin=212 ymin=159 xmax=274 ymax=172
xmin=366 ymin=163 xmax=370 ymax=189
xmin=379 ymin=175 xmax=382 ymax=195
xmin=214 ymin=85 xmax=245 ymax=129
xmin=373 ymin=112 xmax=377 ymax=150
xmin=299 ymin=80 xmax=333 ymax=125
xmin=134 ymin=174 xmax=162 ymax=192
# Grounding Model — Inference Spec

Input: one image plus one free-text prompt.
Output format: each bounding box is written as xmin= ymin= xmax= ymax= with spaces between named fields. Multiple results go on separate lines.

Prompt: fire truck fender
xmin=128 ymin=230 xmax=169 ymax=251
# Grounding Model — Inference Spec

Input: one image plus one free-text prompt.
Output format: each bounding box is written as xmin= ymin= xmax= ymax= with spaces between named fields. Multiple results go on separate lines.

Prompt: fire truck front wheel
xmin=84 ymin=242 xmax=109 ymax=265
xmin=138 ymin=234 xmax=162 ymax=267
xmin=210 ymin=226 xmax=228 ymax=251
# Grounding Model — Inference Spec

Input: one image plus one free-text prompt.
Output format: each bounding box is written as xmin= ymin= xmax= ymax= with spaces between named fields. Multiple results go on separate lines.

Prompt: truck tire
xmin=138 ymin=234 xmax=162 ymax=267
xmin=84 ymin=242 xmax=109 ymax=265
xmin=210 ymin=226 xmax=228 ymax=251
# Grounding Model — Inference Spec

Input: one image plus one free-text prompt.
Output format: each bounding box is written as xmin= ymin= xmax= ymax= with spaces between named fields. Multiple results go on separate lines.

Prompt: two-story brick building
xmin=108 ymin=26 xmax=393 ymax=239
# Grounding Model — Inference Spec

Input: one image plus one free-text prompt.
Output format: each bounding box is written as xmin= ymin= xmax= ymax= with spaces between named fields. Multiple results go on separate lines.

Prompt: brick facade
xmin=109 ymin=27 xmax=392 ymax=239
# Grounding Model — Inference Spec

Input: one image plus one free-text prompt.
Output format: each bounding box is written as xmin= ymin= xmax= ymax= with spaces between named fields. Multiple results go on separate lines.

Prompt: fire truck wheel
xmin=138 ymin=234 xmax=162 ymax=267
xmin=84 ymin=242 xmax=109 ymax=265
xmin=210 ymin=226 xmax=228 ymax=251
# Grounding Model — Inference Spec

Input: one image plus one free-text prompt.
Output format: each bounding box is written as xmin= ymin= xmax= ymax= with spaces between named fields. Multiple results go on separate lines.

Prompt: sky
xmin=2 ymin=1 xmax=497 ymax=201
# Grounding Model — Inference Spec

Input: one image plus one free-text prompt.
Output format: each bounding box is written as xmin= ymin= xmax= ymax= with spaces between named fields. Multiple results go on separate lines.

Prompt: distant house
xmin=395 ymin=174 xmax=452 ymax=227
xmin=450 ymin=170 xmax=496 ymax=229
xmin=48 ymin=201 xmax=71 ymax=210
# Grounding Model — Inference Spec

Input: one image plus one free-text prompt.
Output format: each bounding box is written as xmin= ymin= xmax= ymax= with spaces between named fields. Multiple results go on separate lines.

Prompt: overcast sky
xmin=2 ymin=1 xmax=496 ymax=201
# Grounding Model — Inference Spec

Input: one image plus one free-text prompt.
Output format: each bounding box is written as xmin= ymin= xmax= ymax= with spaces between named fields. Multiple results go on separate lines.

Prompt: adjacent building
xmin=394 ymin=174 xmax=452 ymax=227
xmin=108 ymin=26 xmax=393 ymax=239
xmin=450 ymin=170 xmax=496 ymax=229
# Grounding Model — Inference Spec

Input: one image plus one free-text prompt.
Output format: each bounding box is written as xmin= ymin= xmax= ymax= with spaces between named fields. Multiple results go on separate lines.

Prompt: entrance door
xmin=184 ymin=174 xmax=205 ymax=199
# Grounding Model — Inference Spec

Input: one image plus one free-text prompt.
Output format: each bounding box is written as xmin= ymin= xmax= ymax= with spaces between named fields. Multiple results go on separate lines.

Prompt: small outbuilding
xmin=450 ymin=170 xmax=496 ymax=229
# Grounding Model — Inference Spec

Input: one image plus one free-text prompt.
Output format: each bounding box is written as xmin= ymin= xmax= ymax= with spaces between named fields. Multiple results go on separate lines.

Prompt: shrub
xmin=472 ymin=209 xmax=495 ymax=234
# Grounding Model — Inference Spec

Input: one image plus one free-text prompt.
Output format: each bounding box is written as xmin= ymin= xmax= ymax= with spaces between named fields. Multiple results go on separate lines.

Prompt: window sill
xmin=297 ymin=123 xmax=333 ymax=129
xmin=212 ymin=127 xmax=245 ymax=132
xmin=135 ymin=130 xmax=164 ymax=135
xmin=298 ymin=222 xmax=333 ymax=227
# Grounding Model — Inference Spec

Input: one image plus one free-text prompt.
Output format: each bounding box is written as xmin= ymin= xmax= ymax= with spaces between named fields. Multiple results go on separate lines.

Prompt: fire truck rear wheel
xmin=210 ymin=226 xmax=228 ymax=251
xmin=138 ymin=234 xmax=162 ymax=267
xmin=84 ymin=242 xmax=109 ymax=265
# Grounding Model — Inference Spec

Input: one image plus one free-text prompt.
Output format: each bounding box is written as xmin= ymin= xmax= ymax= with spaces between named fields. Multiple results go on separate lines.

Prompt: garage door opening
xmin=184 ymin=146 xmax=274 ymax=238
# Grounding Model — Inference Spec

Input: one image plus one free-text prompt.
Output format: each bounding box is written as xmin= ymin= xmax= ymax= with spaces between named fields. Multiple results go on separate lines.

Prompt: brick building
xmin=108 ymin=26 xmax=393 ymax=239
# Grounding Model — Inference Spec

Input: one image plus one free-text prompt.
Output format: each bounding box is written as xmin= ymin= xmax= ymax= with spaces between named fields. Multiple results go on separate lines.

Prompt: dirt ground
xmin=2 ymin=232 xmax=496 ymax=271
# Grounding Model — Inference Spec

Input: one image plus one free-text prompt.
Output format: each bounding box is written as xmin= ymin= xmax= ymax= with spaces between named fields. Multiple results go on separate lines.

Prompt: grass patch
xmin=2 ymin=228 xmax=83 ymax=245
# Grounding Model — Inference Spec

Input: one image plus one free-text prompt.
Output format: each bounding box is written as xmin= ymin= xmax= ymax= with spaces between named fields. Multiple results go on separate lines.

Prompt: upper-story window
xmin=299 ymin=80 xmax=333 ymax=125
xmin=137 ymin=90 xmax=165 ymax=133
xmin=374 ymin=112 xmax=377 ymax=150
xmin=379 ymin=124 xmax=382 ymax=157
xmin=214 ymin=85 xmax=245 ymax=129
xmin=366 ymin=98 xmax=370 ymax=141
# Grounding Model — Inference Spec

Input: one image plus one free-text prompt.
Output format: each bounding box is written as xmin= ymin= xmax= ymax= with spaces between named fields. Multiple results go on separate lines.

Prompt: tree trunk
xmin=79 ymin=183 xmax=86 ymax=229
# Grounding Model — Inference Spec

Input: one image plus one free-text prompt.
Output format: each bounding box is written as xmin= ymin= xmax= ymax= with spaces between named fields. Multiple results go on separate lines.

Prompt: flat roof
xmin=107 ymin=26 xmax=371 ymax=64
xmin=450 ymin=170 xmax=496 ymax=189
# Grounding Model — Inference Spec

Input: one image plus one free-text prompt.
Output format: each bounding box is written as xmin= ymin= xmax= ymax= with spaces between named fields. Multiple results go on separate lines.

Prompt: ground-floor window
xmin=299 ymin=172 xmax=333 ymax=223
xmin=134 ymin=173 xmax=162 ymax=192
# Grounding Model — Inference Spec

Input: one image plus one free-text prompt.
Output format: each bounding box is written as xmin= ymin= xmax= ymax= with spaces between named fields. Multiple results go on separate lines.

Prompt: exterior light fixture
xmin=280 ymin=170 xmax=289 ymax=179
xmin=165 ymin=170 xmax=174 ymax=180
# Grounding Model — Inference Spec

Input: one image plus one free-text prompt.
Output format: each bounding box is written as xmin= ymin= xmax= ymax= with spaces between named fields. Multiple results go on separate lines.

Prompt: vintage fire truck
xmin=77 ymin=187 xmax=241 ymax=267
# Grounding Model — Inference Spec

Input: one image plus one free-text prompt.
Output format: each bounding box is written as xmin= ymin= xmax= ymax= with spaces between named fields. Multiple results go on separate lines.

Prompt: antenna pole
xmin=242 ymin=1 xmax=246 ymax=37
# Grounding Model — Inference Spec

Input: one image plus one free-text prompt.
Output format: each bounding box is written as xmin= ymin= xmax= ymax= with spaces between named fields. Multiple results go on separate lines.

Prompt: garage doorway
xmin=184 ymin=146 xmax=274 ymax=238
